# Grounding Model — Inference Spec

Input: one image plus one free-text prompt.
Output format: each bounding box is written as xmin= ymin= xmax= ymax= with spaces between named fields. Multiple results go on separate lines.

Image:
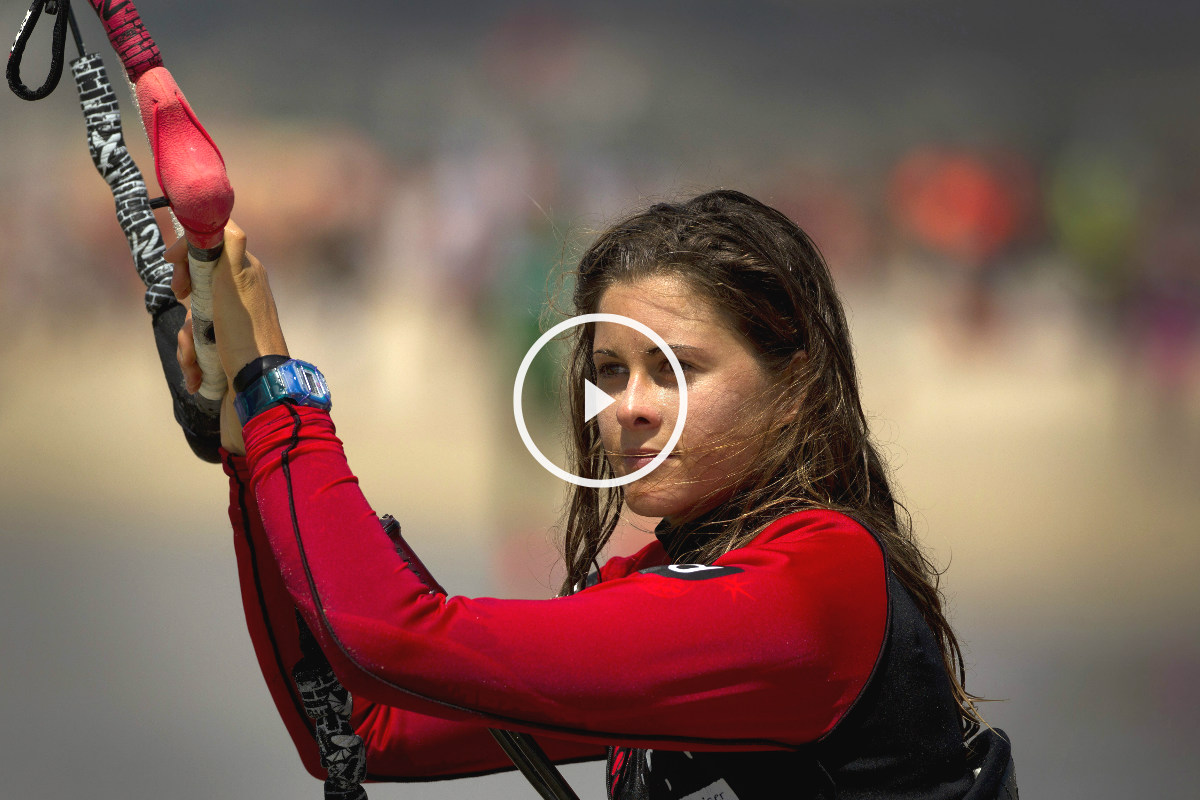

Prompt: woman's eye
xmin=595 ymin=363 xmax=625 ymax=378
xmin=593 ymin=361 xmax=690 ymax=379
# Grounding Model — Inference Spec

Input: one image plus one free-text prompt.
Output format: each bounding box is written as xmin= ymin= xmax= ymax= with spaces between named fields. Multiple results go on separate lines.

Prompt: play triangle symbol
xmin=583 ymin=379 xmax=616 ymax=423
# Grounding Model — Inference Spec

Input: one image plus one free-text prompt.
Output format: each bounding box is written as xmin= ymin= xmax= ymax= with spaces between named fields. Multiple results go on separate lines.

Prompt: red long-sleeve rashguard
xmin=224 ymin=448 xmax=606 ymax=780
xmin=229 ymin=403 xmax=887 ymax=781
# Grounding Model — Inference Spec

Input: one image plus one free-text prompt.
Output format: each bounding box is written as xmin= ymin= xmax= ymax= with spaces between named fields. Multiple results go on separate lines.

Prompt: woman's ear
xmin=782 ymin=350 xmax=808 ymax=424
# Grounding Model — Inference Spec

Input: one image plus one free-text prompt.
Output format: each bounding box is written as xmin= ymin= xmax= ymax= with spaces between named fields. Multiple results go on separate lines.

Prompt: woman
xmin=174 ymin=190 xmax=1009 ymax=799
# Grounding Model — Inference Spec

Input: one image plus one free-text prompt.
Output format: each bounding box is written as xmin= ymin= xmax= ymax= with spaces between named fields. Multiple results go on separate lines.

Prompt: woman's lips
xmin=623 ymin=452 xmax=674 ymax=471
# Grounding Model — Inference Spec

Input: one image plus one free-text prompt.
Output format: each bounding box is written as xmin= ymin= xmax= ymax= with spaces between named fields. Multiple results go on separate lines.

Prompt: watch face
xmin=294 ymin=363 xmax=330 ymax=402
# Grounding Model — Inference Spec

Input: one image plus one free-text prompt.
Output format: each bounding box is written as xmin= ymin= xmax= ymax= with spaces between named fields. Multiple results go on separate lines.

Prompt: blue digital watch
xmin=234 ymin=359 xmax=331 ymax=426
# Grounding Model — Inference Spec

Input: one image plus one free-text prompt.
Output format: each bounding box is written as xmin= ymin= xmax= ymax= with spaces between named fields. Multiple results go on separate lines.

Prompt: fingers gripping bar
xmin=185 ymin=243 xmax=226 ymax=406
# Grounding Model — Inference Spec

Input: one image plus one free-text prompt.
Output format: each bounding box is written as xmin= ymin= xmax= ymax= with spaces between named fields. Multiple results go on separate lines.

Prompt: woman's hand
xmin=174 ymin=305 xmax=249 ymax=456
xmin=170 ymin=220 xmax=288 ymax=456
xmin=168 ymin=220 xmax=289 ymax=386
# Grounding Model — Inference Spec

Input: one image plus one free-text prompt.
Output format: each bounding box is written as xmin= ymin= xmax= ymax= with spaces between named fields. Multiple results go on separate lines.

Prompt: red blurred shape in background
xmin=889 ymin=147 xmax=1036 ymax=266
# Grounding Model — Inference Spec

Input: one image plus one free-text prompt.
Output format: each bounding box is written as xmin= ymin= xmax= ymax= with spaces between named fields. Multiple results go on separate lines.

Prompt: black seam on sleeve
xmin=278 ymin=404 xmax=802 ymax=751
xmin=381 ymin=514 xmax=446 ymax=594
xmin=225 ymin=449 xmax=314 ymax=736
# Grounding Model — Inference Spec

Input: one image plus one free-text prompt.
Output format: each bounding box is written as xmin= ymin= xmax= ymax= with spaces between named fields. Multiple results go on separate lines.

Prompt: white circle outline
xmin=513 ymin=313 xmax=689 ymax=488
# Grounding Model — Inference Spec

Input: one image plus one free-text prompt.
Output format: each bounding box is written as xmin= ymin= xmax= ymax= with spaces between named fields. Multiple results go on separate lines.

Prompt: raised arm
xmin=198 ymin=222 xmax=887 ymax=753
xmin=242 ymin=404 xmax=888 ymax=751
xmin=223 ymin=450 xmax=605 ymax=780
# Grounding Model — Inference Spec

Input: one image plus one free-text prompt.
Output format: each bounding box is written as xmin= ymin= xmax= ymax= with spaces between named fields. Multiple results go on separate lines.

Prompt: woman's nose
xmin=615 ymin=372 xmax=664 ymax=430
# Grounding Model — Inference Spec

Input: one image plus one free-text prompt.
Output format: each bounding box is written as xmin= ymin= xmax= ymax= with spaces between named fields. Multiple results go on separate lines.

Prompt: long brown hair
xmin=551 ymin=189 xmax=982 ymax=737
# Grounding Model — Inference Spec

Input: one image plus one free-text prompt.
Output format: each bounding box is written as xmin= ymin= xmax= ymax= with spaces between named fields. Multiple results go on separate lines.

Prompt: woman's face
xmin=593 ymin=274 xmax=780 ymax=523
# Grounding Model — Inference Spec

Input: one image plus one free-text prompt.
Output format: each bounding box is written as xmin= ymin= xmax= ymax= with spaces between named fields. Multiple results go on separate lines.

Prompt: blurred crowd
xmin=4 ymin=126 xmax=1197 ymax=429
xmin=1 ymin=3 xmax=1197 ymax=429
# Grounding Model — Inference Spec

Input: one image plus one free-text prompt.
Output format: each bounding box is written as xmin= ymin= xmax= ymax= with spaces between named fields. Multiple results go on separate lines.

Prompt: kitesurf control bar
xmin=84 ymin=0 xmax=234 ymax=413
xmin=8 ymin=0 xmax=221 ymax=459
xmin=72 ymin=47 xmax=224 ymax=460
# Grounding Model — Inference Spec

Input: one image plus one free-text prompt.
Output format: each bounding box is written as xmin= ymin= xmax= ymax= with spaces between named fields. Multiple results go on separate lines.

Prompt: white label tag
xmin=680 ymin=778 xmax=739 ymax=800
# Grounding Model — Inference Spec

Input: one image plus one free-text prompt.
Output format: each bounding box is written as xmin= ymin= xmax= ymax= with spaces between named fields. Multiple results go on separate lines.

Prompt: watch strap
xmin=234 ymin=354 xmax=291 ymax=393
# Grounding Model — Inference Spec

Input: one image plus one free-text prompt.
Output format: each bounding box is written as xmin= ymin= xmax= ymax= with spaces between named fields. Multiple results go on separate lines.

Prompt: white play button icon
xmin=583 ymin=379 xmax=616 ymax=422
xmin=514 ymin=313 xmax=688 ymax=488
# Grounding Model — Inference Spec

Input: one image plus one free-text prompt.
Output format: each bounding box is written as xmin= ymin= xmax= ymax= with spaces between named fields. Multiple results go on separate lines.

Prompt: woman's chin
xmin=617 ymin=460 xmax=703 ymax=519
xmin=623 ymin=489 xmax=687 ymax=520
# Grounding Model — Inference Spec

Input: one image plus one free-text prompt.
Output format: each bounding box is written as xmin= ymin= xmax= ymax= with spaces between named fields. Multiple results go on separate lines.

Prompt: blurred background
xmin=2 ymin=1 xmax=1198 ymax=797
